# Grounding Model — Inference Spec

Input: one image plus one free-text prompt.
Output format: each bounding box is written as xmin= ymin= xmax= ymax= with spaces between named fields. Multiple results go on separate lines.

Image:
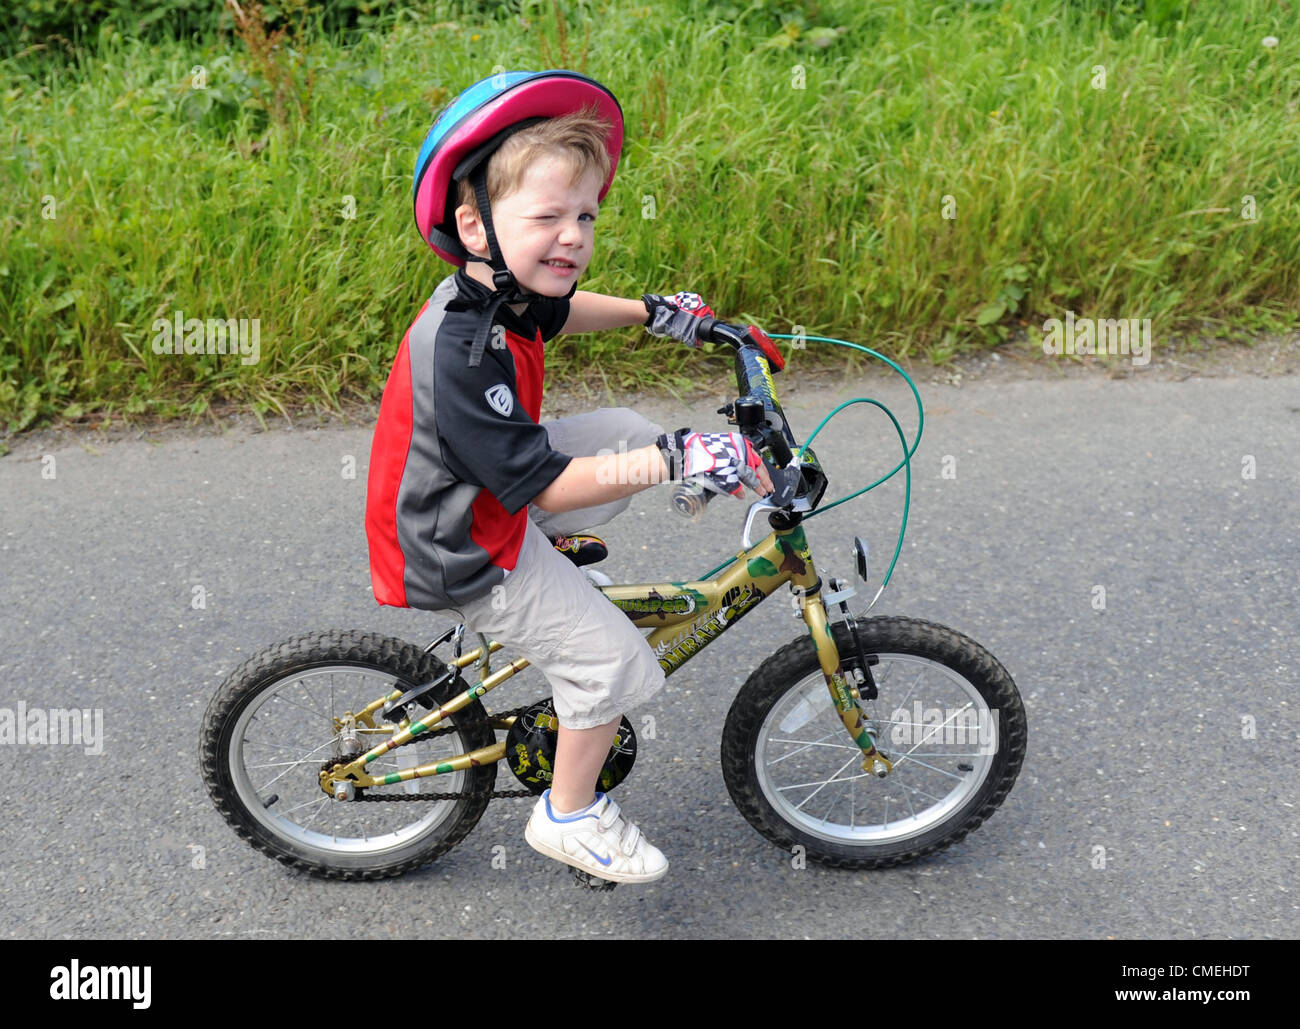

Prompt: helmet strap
xmin=468 ymin=165 xmax=516 ymax=291
xmin=460 ymin=162 xmax=578 ymax=368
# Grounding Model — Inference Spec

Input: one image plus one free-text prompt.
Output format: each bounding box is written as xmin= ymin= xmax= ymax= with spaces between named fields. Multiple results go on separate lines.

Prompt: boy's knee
xmin=604 ymin=407 xmax=664 ymax=449
xmin=634 ymin=641 xmax=667 ymax=689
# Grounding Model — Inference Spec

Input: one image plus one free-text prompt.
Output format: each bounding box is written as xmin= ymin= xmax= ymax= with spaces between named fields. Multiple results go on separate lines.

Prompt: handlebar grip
xmin=694 ymin=316 xmax=745 ymax=348
xmin=669 ymin=479 xmax=713 ymax=522
xmin=694 ymin=317 xmax=784 ymax=371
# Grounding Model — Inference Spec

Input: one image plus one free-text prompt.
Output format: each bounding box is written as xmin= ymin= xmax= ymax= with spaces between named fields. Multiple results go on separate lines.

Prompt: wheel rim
xmin=754 ymin=653 xmax=999 ymax=847
xmin=227 ymin=664 xmax=473 ymax=861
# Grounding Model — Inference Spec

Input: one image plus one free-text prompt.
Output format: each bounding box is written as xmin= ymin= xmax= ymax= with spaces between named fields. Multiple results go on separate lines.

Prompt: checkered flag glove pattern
xmin=642 ymin=292 xmax=715 ymax=348
xmin=682 ymin=430 xmax=764 ymax=498
xmin=667 ymin=292 xmax=711 ymax=314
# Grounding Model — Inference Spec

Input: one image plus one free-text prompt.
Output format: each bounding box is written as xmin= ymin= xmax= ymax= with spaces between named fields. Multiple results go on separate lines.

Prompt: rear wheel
xmin=200 ymin=630 xmax=495 ymax=880
xmin=721 ymin=616 xmax=1026 ymax=868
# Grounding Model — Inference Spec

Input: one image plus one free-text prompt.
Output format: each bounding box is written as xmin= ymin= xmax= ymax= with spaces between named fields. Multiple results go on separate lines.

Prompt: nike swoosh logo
xmin=581 ymin=844 xmax=612 ymax=867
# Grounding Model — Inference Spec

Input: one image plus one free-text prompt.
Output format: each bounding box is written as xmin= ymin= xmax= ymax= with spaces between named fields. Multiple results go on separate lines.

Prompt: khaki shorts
xmin=448 ymin=408 xmax=667 ymax=730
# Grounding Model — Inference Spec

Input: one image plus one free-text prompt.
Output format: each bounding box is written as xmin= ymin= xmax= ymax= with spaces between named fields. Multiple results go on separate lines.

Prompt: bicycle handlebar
xmin=695 ymin=318 xmax=797 ymax=454
xmin=688 ymin=316 xmax=818 ymax=510
xmin=694 ymin=317 xmax=786 ymax=370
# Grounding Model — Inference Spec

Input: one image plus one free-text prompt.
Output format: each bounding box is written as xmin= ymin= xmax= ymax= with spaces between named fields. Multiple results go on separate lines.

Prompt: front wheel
xmin=199 ymin=630 xmax=496 ymax=880
xmin=721 ymin=615 xmax=1026 ymax=868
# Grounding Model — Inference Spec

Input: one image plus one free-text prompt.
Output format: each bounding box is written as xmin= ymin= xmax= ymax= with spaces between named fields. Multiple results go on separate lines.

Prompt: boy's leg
xmin=549 ymin=715 xmax=621 ymax=813
xmin=527 ymin=407 xmax=666 ymax=538
xmin=450 ymin=518 xmax=664 ymax=729
xmin=448 ymin=519 xmax=668 ymax=882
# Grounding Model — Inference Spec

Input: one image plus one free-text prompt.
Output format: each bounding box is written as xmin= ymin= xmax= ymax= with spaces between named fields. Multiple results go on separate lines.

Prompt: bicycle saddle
xmin=550 ymin=533 xmax=608 ymax=568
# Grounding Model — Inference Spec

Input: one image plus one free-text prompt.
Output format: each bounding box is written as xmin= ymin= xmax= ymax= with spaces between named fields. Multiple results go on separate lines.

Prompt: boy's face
xmin=457 ymin=153 xmax=602 ymax=298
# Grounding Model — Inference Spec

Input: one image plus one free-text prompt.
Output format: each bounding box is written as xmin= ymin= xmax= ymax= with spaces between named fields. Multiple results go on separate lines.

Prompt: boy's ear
xmin=454 ymin=203 xmax=489 ymax=258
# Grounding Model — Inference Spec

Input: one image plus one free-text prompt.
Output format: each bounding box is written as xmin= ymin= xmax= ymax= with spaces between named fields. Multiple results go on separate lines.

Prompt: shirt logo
xmin=484 ymin=383 xmax=514 ymax=418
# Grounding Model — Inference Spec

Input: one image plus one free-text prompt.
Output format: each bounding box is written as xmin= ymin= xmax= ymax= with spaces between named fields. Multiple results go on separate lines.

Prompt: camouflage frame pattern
xmin=321 ymin=520 xmax=888 ymax=795
xmin=604 ymin=523 xmax=816 ymax=674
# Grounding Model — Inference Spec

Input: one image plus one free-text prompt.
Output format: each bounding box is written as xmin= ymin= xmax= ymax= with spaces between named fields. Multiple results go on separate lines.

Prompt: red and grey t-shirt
xmin=365 ymin=270 xmax=573 ymax=610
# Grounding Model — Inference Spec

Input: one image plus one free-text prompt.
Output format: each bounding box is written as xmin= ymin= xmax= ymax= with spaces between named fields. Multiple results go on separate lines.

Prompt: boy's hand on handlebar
xmin=642 ymin=292 xmax=714 ymax=348
xmin=658 ymin=309 xmax=788 ymax=373
xmin=658 ymin=429 xmax=774 ymax=498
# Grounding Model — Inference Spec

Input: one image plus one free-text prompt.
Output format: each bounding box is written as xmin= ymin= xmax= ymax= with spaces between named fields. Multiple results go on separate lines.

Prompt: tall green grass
xmin=1 ymin=0 xmax=1297 ymax=432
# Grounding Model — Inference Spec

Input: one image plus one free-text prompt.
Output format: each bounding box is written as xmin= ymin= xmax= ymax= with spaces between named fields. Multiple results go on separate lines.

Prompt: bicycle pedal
xmin=569 ymin=866 xmax=618 ymax=892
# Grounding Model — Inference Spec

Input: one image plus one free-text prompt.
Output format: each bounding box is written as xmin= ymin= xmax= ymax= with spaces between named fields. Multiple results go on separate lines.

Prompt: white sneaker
xmin=524 ymin=790 xmax=668 ymax=884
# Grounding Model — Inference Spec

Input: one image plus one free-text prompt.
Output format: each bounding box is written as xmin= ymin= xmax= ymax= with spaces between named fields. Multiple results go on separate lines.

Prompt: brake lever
xmin=739 ymin=457 xmax=800 ymax=549
xmin=742 ymin=497 xmax=784 ymax=549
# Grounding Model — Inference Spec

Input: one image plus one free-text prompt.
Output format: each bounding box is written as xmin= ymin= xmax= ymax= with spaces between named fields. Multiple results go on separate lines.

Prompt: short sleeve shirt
xmin=364 ymin=270 xmax=572 ymax=609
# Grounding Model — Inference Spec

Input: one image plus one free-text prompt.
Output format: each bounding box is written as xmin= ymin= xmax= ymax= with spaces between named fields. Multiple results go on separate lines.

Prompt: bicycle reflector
xmin=854 ymin=536 xmax=870 ymax=583
xmin=744 ymin=325 xmax=785 ymax=371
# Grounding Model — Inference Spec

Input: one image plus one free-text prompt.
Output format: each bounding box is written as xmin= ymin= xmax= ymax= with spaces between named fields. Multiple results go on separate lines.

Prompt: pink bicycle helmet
xmin=412 ymin=69 xmax=624 ymax=267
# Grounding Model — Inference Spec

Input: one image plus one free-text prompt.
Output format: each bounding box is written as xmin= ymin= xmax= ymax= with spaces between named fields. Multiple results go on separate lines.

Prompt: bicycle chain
xmin=348 ymin=703 xmax=539 ymax=803
xmin=358 ymin=787 xmax=534 ymax=802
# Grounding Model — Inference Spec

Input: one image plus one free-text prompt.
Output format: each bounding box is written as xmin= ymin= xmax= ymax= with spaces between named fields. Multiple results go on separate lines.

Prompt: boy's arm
xmin=558 ymin=291 xmax=647 ymax=335
xmin=532 ymin=445 xmax=669 ymax=512
xmin=532 ymin=435 xmax=775 ymax=512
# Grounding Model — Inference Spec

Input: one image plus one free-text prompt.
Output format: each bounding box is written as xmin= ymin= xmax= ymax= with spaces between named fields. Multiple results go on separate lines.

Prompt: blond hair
xmin=456 ymin=105 xmax=614 ymax=214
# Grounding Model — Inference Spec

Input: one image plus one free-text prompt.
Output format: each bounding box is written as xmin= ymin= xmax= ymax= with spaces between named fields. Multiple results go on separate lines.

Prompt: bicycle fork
xmin=798 ymin=585 xmax=893 ymax=779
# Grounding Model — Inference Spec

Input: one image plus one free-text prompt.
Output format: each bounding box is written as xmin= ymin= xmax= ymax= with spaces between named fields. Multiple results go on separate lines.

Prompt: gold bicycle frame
xmin=325 ymin=518 xmax=890 ymax=793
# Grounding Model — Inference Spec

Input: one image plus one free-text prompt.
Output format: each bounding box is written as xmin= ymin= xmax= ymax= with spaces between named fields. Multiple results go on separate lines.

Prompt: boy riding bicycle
xmin=365 ymin=70 xmax=773 ymax=884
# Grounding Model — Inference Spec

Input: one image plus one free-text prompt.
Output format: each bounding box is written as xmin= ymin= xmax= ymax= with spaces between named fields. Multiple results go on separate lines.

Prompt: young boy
xmin=366 ymin=70 xmax=772 ymax=885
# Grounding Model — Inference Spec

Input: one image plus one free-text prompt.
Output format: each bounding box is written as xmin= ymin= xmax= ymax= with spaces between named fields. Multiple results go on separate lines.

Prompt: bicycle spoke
xmin=792 ymin=752 xmax=861 ymax=810
xmin=297 ymin=678 xmax=336 ymax=722
xmin=817 ymin=782 xmax=851 ymax=827
xmin=263 ymin=692 xmax=335 ymax=722
xmin=299 ymin=795 xmax=331 ymax=831
xmin=887 ymin=668 xmax=926 ymax=717
xmin=752 ymin=646 xmax=1003 ymax=848
xmin=239 ymin=739 xmax=329 ymax=753
xmin=767 ymin=732 xmax=861 ymax=762
xmin=890 ymin=755 xmax=968 ymax=782
xmin=888 ymin=760 xmax=917 ymax=820
xmin=776 ymin=769 xmax=877 ymax=792
xmin=282 ymin=794 xmax=330 ymax=819
xmin=246 ymin=758 xmax=329 ymax=771
xmin=901 ymin=701 xmax=974 ymax=757
xmin=893 ymin=780 xmax=947 ymax=805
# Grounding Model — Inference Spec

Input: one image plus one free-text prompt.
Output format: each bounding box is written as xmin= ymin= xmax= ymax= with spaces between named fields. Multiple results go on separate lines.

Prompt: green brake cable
xmin=697 ymin=334 xmax=924 ymax=610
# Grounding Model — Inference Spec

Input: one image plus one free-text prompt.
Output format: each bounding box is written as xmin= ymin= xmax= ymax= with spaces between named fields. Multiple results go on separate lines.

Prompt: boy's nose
xmin=558 ymin=219 xmax=585 ymax=244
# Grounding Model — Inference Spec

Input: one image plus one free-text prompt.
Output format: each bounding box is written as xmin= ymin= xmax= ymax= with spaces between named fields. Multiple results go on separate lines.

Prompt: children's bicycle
xmin=199 ymin=320 xmax=1027 ymax=886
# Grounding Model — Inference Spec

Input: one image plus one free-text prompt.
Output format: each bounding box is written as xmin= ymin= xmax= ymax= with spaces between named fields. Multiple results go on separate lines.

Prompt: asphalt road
xmin=2 ymin=365 xmax=1296 ymax=939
